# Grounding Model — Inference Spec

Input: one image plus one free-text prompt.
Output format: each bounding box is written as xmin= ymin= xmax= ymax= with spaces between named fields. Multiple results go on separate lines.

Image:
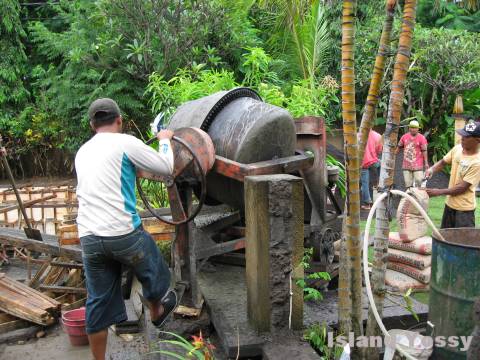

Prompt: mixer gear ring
xmin=137 ymin=134 xmax=209 ymax=225
xmin=199 ymin=87 xmax=261 ymax=132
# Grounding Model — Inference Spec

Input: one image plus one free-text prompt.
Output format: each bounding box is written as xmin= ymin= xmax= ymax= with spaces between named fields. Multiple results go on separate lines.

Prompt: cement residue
xmin=268 ymin=180 xmax=294 ymax=328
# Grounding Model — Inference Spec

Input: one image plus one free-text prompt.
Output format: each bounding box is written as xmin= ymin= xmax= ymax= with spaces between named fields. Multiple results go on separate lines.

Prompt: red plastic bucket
xmin=62 ymin=307 xmax=89 ymax=346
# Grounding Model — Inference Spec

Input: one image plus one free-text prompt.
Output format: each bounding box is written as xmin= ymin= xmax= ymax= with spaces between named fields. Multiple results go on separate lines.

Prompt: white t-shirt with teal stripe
xmin=75 ymin=132 xmax=174 ymax=237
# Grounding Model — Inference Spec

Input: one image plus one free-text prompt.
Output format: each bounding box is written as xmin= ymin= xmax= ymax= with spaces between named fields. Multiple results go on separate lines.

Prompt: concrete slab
xmin=0 ymin=325 xmax=147 ymax=360
xmin=199 ymin=263 xmax=428 ymax=359
xmin=198 ymin=264 xmax=265 ymax=358
xmin=304 ymin=288 xmax=429 ymax=330
xmin=262 ymin=332 xmax=319 ymax=360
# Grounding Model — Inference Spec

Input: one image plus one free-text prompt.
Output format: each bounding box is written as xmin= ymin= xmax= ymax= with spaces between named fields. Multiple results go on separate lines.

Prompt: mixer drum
xmin=168 ymin=88 xmax=296 ymax=210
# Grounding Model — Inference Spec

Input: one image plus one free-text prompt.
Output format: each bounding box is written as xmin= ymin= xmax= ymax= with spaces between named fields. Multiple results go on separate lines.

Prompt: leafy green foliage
xmin=152 ymin=331 xmax=215 ymax=359
xmin=146 ymin=48 xmax=340 ymax=125
xmin=0 ymin=0 xmax=29 ymax=131
xmin=297 ymin=248 xmax=331 ymax=302
xmin=286 ymin=77 xmax=339 ymax=125
xmin=2 ymin=0 xmax=480 ymax=177
xmin=419 ymin=0 xmax=480 ymax=31
xmin=6 ymin=0 xmax=260 ymax=175
xmin=304 ymin=323 xmax=344 ymax=359
xmin=403 ymin=288 xmax=420 ymax=322
xmin=326 ymin=154 xmax=346 ymax=198
xmin=146 ymin=67 xmax=237 ymax=121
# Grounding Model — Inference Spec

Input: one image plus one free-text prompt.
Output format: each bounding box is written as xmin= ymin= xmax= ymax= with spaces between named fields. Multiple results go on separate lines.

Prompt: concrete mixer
xmin=136 ymin=88 xmax=343 ymax=308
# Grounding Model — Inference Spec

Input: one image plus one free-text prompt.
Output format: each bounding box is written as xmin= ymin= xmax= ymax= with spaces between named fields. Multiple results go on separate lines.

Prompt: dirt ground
xmin=0 ymin=176 xmax=76 ymax=188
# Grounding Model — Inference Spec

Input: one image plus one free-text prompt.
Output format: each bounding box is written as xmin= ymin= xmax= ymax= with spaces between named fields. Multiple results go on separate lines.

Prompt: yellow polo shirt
xmin=443 ymin=145 xmax=480 ymax=211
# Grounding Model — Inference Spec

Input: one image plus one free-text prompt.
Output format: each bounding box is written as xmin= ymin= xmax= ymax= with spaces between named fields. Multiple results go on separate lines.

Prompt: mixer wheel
xmin=137 ymin=128 xmax=215 ymax=225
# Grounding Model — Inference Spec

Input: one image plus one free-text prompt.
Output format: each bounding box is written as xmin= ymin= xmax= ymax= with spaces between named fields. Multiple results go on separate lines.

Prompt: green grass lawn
xmin=361 ymin=196 xmax=480 ymax=236
xmin=361 ymin=196 xmax=480 ymax=305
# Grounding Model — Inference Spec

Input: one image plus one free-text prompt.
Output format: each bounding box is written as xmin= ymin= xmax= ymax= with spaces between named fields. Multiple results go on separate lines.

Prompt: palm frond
xmin=303 ymin=1 xmax=331 ymax=82
xmin=435 ymin=0 xmax=480 ymax=11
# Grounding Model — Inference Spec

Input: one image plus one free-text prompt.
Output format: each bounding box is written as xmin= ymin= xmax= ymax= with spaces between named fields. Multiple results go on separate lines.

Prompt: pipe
xmin=362 ymin=189 xmax=443 ymax=360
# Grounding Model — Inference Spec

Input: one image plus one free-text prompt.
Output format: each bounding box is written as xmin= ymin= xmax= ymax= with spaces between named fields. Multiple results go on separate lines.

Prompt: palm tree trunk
xmin=339 ymin=1 xmax=363 ymax=354
xmin=358 ymin=0 xmax=397 ymax=163
xmin=340 ymin=3 xmax=397 ymax=343
xmin=365 ymin=1 xmax=418 ymax=358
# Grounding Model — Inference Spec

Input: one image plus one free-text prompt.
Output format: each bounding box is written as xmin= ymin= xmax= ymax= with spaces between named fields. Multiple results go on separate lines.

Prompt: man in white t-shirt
xmin=75 ymin=98 xmax=176 ymax=360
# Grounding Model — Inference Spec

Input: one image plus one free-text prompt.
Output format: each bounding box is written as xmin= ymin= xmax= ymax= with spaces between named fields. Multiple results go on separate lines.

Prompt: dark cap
xmin=456 ymin=120 xmax=480 ymax=138
xmin=88 ymin=98 xmax=121 ymax=122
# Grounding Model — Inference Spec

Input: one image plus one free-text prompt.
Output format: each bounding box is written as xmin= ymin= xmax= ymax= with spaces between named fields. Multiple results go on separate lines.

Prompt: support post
xmin=173 ymin=187 xmax=201 ymax=308
xmin=245 ymin=174 xmax=304 ymax=332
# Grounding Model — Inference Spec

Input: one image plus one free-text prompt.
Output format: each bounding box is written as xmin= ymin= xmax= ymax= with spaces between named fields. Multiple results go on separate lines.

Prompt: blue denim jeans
xmin=80 ymin=226 xmax=170 ymax=334
xmin=361 ymin=168 xmax=371 ymax=205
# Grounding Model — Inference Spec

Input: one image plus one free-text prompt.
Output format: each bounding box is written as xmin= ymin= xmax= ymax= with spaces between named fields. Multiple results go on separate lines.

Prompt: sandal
xmin=138 ymin=290 xmax=179 ymax=328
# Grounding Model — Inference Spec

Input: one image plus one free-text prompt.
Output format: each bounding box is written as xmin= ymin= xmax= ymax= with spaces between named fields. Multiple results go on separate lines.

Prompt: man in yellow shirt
xmin=425 ymin=121 xmax=480 ymax=228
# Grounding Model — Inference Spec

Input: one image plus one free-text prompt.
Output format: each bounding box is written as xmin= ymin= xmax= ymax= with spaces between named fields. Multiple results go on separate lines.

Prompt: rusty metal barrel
xmin=429 ymin=228 xmax=480 ymax=360
xmin=167 ymin=88 xmax=296 ymax=209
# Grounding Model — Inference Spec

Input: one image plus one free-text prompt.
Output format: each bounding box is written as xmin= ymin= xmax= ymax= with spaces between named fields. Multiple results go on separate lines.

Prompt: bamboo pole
xmin=366 ymin=2 xmax=418 ymax=359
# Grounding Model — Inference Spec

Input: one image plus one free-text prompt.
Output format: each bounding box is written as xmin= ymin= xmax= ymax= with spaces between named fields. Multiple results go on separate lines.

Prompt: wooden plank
xmin=174 ymin=300 xmax=204 ymax=317
xmin=39 ymin=285 xmax=87 ymax=294
xmin=112 ymin=324 xmax=139 ymax=335
xmin=1 ymin=273 xmax=61 ymax=308
xmin=50 ymin=261 xmax=83 ymax=269
xmin=28 ymin=203 xmax=78 ymax=209
xmin=195 ymin=238 xmax=246 ymax=260
xmin=0 ymin=228 xmax=82 ymax=262
xmin=62 ymin=297 xmax=86 ymax=311
xmin=142 ymin=219 xmax=175 ymax=234
xmin=0 ymin=195 xmax=57 ymax=215
xmin=0 ymin=325 xmax=42 ymax=344
xmin=0 ymin=274 xmax=60 ymax=325
xmin=0 ymin=318 xmax=30 ymax=335
xmin=150 ymin=233 xmax=173 ymax=242
xmin=58 ymin=238 xmax=80 ymax=246
xmin=213 ymin=154 xmax=313 ymax=182
xmin=28 ymin=261 xmax=50 ymax=289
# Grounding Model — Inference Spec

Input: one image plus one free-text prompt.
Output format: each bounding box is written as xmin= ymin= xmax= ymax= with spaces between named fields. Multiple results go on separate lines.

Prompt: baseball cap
xmin=88 ymin=98 xmax=121 ymax=122
xmin=409 ymin=120 xmax=420 ymax=128
xmin=456 ymin=120 xmax=480 ymax=138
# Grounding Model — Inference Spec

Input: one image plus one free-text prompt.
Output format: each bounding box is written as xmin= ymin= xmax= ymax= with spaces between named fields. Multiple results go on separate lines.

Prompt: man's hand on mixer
xmin=157 ymin=130 xmax=174 ymax=141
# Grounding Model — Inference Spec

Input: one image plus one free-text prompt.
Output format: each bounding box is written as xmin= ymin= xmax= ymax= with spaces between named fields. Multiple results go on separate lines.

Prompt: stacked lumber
xmin=57 ymin=216 xmax=174 ymax=246
xmin=29 ymin=258 xmax=86 ymax=304
xmin=142 ymin=217 xmax=175 ymax=242
xmin=0 ymin=273 xmax=61 ymax=325
xmin=57 ymin=213 xmax=79 ymax=245
xmin=57 ymin=223 xmax=79 ymax=245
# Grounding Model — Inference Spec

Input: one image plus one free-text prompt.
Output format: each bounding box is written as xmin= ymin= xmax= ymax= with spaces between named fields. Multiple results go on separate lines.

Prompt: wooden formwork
xmin=56 ymin=217 xmax=175 ymax=246
xmin=0 ymin=185 xmax=77 ymax=236
xmin=0 ymin=184 xmax=174 ymax=247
